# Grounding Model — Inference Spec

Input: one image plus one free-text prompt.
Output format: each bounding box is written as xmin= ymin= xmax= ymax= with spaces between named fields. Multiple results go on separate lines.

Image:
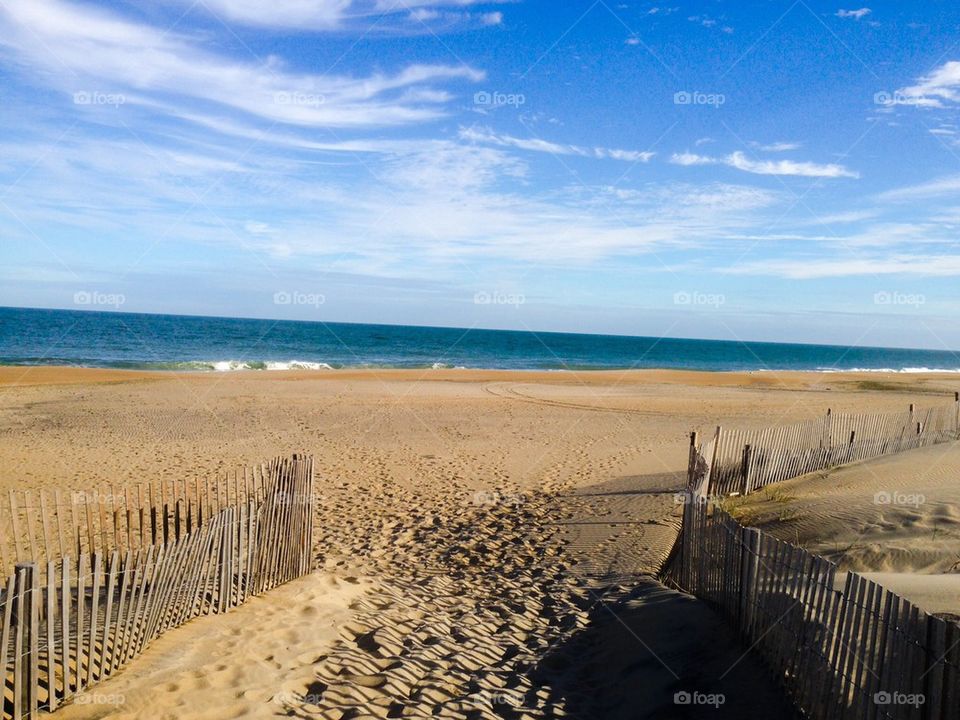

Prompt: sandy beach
xmin=2 ymin=366 xmax=959 ymax=718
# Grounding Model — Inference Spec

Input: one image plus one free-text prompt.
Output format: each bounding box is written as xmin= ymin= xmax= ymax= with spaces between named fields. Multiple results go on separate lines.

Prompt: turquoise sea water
xmin=1 ymin=306 xmax=958 ymax=373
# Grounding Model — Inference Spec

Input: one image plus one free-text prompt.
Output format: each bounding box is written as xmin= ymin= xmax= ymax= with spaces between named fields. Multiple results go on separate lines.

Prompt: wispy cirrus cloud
xmin=889 ymin=60 xmax=960 ymax=109
xmin=669 ymin=152 xmax=716 ymax=166
xmin=0 ymin=0 xmax=484 ymax=130
xmin=670 ymin=151 xmax=858 ymax=178
xmin=728 ymin=254 xmax=960 ymax=279
xmin=176 ymin=0 xmax=508 ymax=31
xmin=725 ymin=151 xmax=859 ymax=178
xmin=751 ymin=141 xmax=801 ymax=152
xmin=459 ymin=127 xmax=655 ymax=162
xmin=878 ymin=174 xmax=960 ymax=201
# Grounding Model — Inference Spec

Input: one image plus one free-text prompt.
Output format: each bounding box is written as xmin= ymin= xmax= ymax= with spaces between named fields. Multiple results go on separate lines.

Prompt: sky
xmin=1 ymin=0 xmax=960 ymax=350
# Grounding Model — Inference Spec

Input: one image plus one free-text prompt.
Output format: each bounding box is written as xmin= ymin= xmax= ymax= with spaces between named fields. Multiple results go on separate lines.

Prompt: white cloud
xmin=879 ymin=174 xmax=960 ymax=201
xmin=460 ymin=127 xmax=655 ymax=162
xmin=725 ymin=151 xmax=859 ymax=178
xmin=0 ymin=117 xmax=783 ymax=272
xmin=671 ymin=150 xmax=858 ymax=178
xmin=836 ymin=8 xmax=871 ymax=20
xmin=803 ymin=210 xmax=878 ymax=225
xmin=752 ymin=141 xmax=801 ymax=152
xmin=193 ymin=0 xmax=351 ymax=28
xmin=669 ymin=152 xmax=716 ymax=166
xmin=410 ymin=8 xmax=441 ymax=21
xmin=687 ymin=14 xmax=730 ymax=31
xmin=0 ymin=0 xmax=483 ymax=129
xmin=892 ymin=61 xmax=960 ymax=109
xmin=729 ymin=255 xmax=960 ymax=278
xmin=182 ymin=0 xmax=507 ymax=30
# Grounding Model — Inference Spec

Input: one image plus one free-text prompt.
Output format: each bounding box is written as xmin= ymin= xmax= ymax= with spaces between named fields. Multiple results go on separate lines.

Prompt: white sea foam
xmin=814 ymin=367 xmax=960 ymax=374
xmin=203 ymin=360 xmax=334 ymax=371
xmin=264 ymin=361 xmax=334 ymax=371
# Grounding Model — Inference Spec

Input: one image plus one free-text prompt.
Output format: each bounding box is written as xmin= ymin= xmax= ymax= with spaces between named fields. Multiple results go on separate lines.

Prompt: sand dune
xmin=729 ymin=440 xmax=960 ymax=616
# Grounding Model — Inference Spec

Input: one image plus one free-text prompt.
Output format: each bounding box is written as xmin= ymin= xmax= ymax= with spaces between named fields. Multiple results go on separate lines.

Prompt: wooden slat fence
xmin=0 ymin=462 xmax=287 ymax=580
xmin=705 ymin=396 xmax=960 ymax=497
xmin=665 ymin=439 xmax=959 ymax=720
xmin=0 ymin=454 xmax=314 ymax=719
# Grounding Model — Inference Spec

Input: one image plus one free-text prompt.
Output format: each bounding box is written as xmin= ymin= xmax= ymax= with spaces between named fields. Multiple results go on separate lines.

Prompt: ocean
xmin=1 ymin=306 xmax=958 ymax=373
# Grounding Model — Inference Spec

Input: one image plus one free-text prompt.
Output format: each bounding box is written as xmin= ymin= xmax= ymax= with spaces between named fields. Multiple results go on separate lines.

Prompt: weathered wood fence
xmin=666 ymin=435 xmax=959 ymax=719
xmin=701 ymin=396 xmax=960 ymax=497
xmin=0 ymin=455 xmax=314 ymax=718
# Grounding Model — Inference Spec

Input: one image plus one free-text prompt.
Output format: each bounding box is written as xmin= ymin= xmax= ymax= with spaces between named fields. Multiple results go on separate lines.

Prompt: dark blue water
xmin=1 ymin=307 xmax=958 ymax=373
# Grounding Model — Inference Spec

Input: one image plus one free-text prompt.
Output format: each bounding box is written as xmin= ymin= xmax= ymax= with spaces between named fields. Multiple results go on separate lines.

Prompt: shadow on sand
xmin=528 ymin=577 xmax=798 ymax=719
xmin=524 ymin=470 xmax=798 ymax=719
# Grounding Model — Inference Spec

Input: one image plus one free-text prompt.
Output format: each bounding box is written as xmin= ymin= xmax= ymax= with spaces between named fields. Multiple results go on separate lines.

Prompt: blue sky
xmin=1 ymin=0 xmax=960 ymax=350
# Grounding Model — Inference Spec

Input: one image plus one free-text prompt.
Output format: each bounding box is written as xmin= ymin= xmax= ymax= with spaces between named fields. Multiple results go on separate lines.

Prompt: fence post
xmin=708 ymin=426 xmax=722 ymax=496
xmin=13 ymin=562 xmax=39 ymax=720
xmin=955 ymin=392 xmax=960 ymax=439
xmin=738 ymin=527 xmax=760 ymax=636
xmin=740 ymin=444 xmax=752 ymax=496
xmin=687 ymin=431 xmax=699 ymax=488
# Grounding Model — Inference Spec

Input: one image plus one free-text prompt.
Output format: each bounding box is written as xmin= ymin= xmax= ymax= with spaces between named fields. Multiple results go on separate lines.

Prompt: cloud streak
xmin=177 ymin=0 xmax=508 ymax=31
xmin=460 ymin=127 xmax=655 ymax=162
xmin=836 ymin=8 xmax=871 ymax=20
xmin=892 ymin=61 xmax=960 ymax=109
xmin=670 ymin=151 xmax=858 ymax=178
xmin=0 ymin=0 xmax=484 ymax=129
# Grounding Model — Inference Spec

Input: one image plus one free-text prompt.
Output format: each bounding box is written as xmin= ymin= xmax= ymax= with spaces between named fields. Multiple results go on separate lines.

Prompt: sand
xmin=2 ymin=366 xmax=959 ymax=717
xmin=729 ymin=439 xmax=960 ymax=618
